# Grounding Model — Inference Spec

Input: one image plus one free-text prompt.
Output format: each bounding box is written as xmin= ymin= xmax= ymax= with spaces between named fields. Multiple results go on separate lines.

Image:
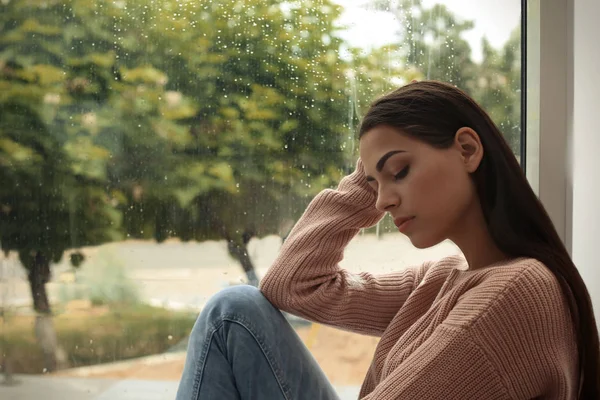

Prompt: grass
xmin=0 ymin=304 xmax=197 ymax=374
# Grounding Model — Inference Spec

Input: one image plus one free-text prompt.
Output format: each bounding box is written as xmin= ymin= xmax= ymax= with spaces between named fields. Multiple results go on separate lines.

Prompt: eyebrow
xmin=365 ymin=150 xmax=406 ymax=181
xmin=377 ymin=150 xmax=405 ymax=172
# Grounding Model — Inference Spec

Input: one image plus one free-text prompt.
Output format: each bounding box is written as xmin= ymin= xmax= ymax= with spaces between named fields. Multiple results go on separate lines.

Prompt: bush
xmin=58 ymin=247 xmax=140 ymax=306
xmin=1 ymin=304 xmax=196 ymax=374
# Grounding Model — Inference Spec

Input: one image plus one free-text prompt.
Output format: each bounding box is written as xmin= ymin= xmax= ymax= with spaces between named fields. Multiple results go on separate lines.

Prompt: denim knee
xmin=200 ymin=285 xmax=272 ymax=324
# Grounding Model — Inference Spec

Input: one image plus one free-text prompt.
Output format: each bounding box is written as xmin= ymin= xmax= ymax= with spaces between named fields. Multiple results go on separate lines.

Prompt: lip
xmin=394 ymin=216 xmax=415 ymax=233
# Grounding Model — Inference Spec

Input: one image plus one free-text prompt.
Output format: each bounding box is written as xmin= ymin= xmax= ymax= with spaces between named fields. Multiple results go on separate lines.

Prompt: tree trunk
xmin=227 ymin=237 xmax=259 ymax=287
xmin=34 ymin=315 xmax=68 ymax=372
xmin=27 ymin=252 xmax=68 ymax=372
xmin=28 ymin=252 xmax=51 ymax=314
xmin=1 ymin=343 xmax=18 ymax=386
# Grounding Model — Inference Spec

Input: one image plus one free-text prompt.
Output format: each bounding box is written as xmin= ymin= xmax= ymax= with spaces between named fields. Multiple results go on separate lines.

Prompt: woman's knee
xmin=201 ymin=285 xmax=273 ymax=321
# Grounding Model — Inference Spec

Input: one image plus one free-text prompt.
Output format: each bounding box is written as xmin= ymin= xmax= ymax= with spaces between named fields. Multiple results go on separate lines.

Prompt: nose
xmin=375 ymin=184 xmax=400 ymax=212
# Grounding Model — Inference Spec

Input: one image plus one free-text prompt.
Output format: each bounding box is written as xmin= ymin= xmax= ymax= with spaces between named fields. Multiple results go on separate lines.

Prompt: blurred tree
xmin=471 ymin=29 xmax=522 ymax=154
xmin=0 ymin=0 xmax=123 ymax=370
xmin=373 ymin=0 xmax=521 ymax=155
xmin=374 ymin=0 xmax=476 ymax=86
xmin=1 ymin=0 xmax=369 ymax=291
xmin=106 ymin=0 xmax=359 ymax=285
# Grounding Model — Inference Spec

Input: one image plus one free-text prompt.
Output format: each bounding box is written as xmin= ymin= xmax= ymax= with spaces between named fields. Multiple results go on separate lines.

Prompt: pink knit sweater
xmin=259 ymin=161 xmax=579 ymax=399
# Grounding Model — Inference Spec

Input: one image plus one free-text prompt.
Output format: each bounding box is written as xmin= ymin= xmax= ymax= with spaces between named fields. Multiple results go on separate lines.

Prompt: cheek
xmin=409 ymin=162 xmax=472 ymax=243
xmin=411 ymin=161 xmax=464 ymax=213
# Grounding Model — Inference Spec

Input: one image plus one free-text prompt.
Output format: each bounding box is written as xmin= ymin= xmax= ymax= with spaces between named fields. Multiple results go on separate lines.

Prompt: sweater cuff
xmin=337 ymin=158 xmax=379 ymax=208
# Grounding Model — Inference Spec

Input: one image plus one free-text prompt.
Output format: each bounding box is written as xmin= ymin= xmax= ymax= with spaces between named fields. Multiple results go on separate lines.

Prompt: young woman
xmin=176 ymin=81 xmax=599 ymax=399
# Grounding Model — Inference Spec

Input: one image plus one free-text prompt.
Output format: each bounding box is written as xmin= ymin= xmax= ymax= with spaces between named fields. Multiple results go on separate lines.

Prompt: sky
xmin=332 ymin=0 xmax=521 ymax=62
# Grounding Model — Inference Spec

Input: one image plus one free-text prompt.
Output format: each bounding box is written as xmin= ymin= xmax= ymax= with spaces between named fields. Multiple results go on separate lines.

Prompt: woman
xmin=176 ymin=81 xmax=599 ymax=399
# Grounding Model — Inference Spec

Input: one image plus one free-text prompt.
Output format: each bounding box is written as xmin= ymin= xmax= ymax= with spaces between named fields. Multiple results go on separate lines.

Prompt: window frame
xmin=525 ymin=0 xmax=573 ymax=253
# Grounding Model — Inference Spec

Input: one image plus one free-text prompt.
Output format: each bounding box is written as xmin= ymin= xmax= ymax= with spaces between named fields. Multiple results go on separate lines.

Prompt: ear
xmin=453 ymin=127 xmax=483 ymax=173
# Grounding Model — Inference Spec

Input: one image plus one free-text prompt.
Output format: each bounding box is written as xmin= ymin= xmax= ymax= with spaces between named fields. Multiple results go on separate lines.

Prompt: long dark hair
xmin=359 ymin=80 xmax=599 ymax=398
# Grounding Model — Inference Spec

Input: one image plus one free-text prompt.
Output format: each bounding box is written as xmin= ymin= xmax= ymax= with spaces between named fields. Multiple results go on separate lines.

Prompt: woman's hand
xmin=337 ymin=158 xmax=379 ymax=210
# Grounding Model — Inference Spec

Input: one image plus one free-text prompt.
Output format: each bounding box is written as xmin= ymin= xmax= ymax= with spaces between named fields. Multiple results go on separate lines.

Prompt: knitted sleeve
xmin=259 ymin=159 xmax=431 ymax=336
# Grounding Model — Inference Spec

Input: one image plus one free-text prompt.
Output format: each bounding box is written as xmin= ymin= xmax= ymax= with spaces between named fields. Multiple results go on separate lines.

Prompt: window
xmin=0 ymin=0 xmax=522 ymax=397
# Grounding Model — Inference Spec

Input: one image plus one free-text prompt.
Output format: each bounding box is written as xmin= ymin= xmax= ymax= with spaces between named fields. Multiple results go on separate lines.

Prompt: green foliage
xmin=68 ymin=0 xmax=368 ymax=245
xmin=469 ymin=30 xmax=522 ymax=154
xmin=0 ymin=0 xmax=124 ymax=271
xmin=0 ymin=101 xmax=121 ymax=266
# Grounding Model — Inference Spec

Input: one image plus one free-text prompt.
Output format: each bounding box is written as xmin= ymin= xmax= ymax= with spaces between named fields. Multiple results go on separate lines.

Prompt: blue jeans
xmin=176 ymin=285 xmax=341 ymax=400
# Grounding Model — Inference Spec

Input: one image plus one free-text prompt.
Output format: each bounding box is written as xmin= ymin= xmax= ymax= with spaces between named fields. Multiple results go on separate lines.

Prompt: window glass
xmin=0 ymin=0 xmax=521 ymax=396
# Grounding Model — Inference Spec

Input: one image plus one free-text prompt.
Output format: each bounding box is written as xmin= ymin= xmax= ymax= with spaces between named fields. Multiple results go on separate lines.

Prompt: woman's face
xmin=359 ymin=125 xmax=479 ymax=249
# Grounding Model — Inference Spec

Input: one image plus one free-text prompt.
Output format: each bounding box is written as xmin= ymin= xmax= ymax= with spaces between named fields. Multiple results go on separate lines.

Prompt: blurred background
xmin=2 ymin=0 xmax=598 ymax=399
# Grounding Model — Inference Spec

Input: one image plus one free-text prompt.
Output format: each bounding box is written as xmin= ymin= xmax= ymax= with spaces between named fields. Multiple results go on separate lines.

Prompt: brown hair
xmin=359 ymin=80 xmax=599 ymax=398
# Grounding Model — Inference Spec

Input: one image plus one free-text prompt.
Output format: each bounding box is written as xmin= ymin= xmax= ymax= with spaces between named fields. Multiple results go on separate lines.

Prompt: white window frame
xmin=526 ymin=0 xmax=573 ymax=253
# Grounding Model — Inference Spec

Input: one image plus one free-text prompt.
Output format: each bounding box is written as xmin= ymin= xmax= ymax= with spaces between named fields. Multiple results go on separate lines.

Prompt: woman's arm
xmin=259 ymin=159 xmax=431 ymax=336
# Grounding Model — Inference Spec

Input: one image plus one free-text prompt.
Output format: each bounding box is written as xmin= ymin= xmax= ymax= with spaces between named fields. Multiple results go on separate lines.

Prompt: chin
xmin=408 ymin=234 xmax=445 ymax=249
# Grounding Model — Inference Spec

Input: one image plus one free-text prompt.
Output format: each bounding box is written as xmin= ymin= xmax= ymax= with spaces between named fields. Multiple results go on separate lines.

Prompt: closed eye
xmin=394 ymin=166 xmax=410 ymax=180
